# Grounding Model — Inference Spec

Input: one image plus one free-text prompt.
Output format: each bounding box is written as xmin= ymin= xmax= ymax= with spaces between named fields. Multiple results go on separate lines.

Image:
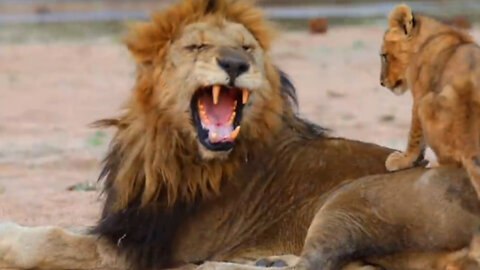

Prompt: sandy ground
xmin=1 ymin=25 xmax=479 ymax=227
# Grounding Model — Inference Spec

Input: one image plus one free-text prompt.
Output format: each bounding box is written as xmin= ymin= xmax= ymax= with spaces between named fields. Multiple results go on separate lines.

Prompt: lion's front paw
xmin=0 ymin=222 xmax=22 ymax=267
xmin=255 ymin=255 xmax=298 ymax=268
xmin=196 ymin=262 xmax=228 ymax=270
xmin=0 ymin=222 xmax=48 ymax=269
xmin=197 ymin=262 xmax=262 ymax=270
xmin=385 ymin=151 xmax=416 ymax=171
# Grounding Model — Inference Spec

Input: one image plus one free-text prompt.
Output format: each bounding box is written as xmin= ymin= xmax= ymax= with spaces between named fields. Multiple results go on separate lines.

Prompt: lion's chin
xmin=198 ymin=143 xmax=232 ymax=160
xmin=190 ymin=84 xmax=250 ymax=154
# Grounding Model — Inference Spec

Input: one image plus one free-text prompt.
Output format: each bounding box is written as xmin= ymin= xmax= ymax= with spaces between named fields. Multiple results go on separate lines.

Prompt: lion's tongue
xmin=198 ymin=91 xmax=235 ymax=143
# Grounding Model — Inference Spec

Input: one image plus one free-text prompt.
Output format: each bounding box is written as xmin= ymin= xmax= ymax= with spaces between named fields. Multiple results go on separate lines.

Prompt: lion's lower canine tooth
xmin=228 ymin=112 xmax=236 ymax=124
xmin=242 ymin=89 xmax=249 ymax=104
xmin=231 ymin=126 xmax=240 ymax=139
xmin=213 ymin=85 xmax=221 ymax=105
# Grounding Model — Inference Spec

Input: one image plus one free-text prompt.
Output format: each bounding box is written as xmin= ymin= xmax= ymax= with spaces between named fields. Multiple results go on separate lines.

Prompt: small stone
xmin=309 ymin=18 xmax=328 ymax=34
xmin=326 ymin=89 xmax=345 ymax=98
xmin=380 ymin=115 xmax=395 ymax=122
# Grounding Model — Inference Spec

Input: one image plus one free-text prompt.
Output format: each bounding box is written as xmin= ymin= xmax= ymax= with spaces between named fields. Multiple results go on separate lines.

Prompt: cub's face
xmin=380 ymin=28 xmax=411 ymax=95
xmin=160 ymin=18 xmax=269 ymax=159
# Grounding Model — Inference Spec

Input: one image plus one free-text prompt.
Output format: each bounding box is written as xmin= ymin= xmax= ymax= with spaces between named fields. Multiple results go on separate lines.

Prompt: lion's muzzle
xmin=216 ymin=47 xmax=250 ymax=85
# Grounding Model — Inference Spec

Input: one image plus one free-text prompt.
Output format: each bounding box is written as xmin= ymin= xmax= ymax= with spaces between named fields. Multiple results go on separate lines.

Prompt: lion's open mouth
xmin=191 ymin=85 xmax=249 ymax=151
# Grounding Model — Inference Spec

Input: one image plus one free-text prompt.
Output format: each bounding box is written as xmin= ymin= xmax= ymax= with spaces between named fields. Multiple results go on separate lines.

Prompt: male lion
xmin=381 ymin=4 xmax=480 ymax=200
xmin=1 ymin=1 xmax=480 ymax=270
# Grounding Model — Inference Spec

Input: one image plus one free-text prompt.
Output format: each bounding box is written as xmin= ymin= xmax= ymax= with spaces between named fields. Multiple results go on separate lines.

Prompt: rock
xmin=309 ymin=18 xmax=328 ymax=34
xmin=34 ymin=5 xmax=51 ymax=15
xmin=379 ymin=115 xmax=395 ymax=123
xmin=326 ymin=89 xmax=345 ymax=98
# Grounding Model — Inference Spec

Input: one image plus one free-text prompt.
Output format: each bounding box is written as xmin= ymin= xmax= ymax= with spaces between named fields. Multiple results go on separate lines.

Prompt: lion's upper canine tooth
xmin=242 ymin=89 xmax=249 ymax=104
xmin=213 ymin=85 xmax=221 ymax=105
xmin=230 ymin=126 xmax=240 ymax=139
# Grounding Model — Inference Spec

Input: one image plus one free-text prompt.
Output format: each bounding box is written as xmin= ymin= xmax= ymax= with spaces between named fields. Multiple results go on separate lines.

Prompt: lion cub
xmin=380 ymin=4 xmax=480 ymax=198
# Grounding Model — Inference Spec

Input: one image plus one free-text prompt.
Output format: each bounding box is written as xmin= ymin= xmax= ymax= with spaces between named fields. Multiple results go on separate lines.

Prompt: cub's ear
xmin=389 ymin=4 xmax=415 ymax=36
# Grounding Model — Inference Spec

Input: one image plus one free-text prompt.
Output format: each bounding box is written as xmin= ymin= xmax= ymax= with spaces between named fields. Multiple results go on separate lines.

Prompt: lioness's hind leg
xmin=0 ymin=222 xmax=124 ymax=270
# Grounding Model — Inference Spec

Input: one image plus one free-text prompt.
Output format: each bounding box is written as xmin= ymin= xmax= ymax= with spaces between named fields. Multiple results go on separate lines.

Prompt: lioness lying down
xmin=1 ymin=1 xmax=480 ymax=270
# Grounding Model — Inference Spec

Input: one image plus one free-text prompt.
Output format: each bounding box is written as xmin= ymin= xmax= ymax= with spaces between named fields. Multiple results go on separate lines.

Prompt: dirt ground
xmin=1 ymin=25 xmax=479 ymax=228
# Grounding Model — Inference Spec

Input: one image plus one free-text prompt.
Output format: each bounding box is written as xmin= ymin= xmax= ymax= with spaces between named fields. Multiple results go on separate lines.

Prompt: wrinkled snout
xmin=216 ymin=47 xmax=250 ymax=85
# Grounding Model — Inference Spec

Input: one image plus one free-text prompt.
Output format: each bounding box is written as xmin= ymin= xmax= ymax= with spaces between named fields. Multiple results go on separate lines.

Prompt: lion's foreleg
xmin=0 ymin=222 xmax=125 ymax=270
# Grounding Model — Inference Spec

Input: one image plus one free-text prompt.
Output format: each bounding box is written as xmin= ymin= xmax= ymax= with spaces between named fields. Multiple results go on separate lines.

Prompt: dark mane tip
xmin=204 ymin=0 xmax=218 ymax=14
xmin=277 ymin=68 xmax=298 ymax=109
xmin=277 ymin=68 xmax=328 ymax=137
xmin=89 ymin=118 xmax=120 ymax=128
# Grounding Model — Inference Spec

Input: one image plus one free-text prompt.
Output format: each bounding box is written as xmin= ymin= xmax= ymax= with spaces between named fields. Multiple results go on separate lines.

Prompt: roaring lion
xmin=1 ymin=1 xmax=480 ymax=270
xmin=381 ymin=4 xmax=480 ymax=200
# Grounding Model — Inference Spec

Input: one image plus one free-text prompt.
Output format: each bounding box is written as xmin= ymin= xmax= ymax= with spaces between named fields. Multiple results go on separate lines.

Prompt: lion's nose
xmin=217 ymin=55 xmax=250 ymax=84
xmin=380 ymin=81 xmax=385 ymax=87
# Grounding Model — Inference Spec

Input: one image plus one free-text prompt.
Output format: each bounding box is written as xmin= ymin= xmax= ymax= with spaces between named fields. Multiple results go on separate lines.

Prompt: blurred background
xmin=1 ymin=0 xmax=479 ymax=226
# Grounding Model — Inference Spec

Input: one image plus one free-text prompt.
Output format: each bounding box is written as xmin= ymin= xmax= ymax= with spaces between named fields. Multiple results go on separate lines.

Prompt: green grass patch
xmin=86 ymin=130 xmax=107 ymax=147
xmin=67 ymin=181 xmax=98 ymax=192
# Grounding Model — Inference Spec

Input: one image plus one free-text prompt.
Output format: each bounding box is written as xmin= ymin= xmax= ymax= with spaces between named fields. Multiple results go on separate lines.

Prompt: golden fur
xmin=2 ymin=2 xmax=480 ymax=270
xmin=381 ymin=4 xmax=480 ymax=198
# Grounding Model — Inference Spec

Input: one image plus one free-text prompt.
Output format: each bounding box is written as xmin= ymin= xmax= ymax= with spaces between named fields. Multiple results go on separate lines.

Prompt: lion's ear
xmin=203 ymin=0 xmax=228 ymax=15
xmin=205 ymin=0 xmax=218 ymax=14
xmin=388 ymin=4 xmax=415 ymax=36
xmin=125 ymin=22 xmax=161 ymax=66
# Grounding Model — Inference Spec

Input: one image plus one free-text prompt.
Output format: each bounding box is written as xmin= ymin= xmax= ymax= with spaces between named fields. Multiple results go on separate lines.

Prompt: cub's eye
xmin=185 ymin=44 xmax=210 ymax=52
xmin=242 ymin=45 xmax=254 ymax=52
xmin=380 ymin=53 xmax=388 ymax=63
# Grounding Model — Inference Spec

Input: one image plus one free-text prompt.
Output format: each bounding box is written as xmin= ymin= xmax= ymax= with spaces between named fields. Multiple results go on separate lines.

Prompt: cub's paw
xmin=385 ymin=151 xmax=417 ymax=171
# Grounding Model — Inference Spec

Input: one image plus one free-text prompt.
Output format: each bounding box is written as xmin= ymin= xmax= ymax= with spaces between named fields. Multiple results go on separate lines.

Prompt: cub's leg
xmin=460 ymin=113 xmax=480 ymax=199
xmin=385 ymin=103 xmax=426 ymax=171
xmin=459 ymin=99 xmax=480 ymax=199
xmin=0 ymin=222 xmax=125 ymax=270
xmin=417 ymin=90 xmax=461 ymax=168
xmin=419 ymin=83 xmax=480 ymax=199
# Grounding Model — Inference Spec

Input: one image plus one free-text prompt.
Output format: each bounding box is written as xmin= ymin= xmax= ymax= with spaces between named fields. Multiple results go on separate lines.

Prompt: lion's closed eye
xmin=185 ymin=43 xmax=212 ymax=52
xmin=242 ymin=45 xmax=254 ymax=52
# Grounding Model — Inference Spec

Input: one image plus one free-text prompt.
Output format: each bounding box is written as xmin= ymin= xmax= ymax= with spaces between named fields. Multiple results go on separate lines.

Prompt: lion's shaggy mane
xmin=91 ymin=1 xmax=326 ymax=269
